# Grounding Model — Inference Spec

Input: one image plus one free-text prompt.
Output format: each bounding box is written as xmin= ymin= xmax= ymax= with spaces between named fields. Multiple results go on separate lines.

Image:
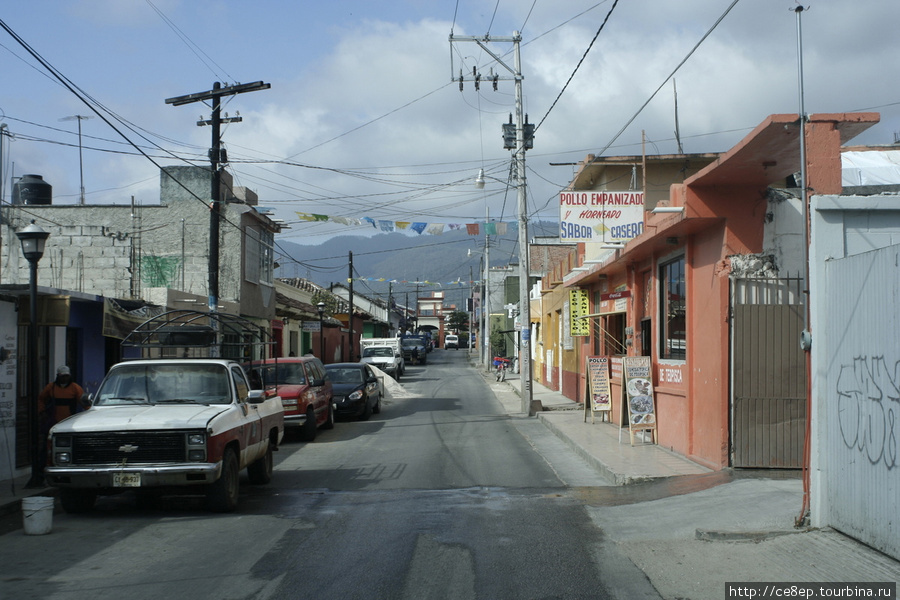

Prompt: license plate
xmin=113 ymin=472 xmax=141 ymax=487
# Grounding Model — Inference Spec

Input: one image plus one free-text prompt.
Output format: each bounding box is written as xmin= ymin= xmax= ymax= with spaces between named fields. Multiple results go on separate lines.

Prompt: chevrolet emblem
xmin=118 ymin=444 xmax=139 ymax=453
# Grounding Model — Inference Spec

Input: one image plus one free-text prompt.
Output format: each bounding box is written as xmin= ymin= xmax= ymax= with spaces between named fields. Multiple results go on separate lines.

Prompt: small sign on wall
xmin=569 ymin=289 xmax=590 ymax=336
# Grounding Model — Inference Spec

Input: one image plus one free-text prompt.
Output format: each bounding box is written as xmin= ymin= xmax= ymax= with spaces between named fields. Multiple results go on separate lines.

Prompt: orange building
xmin=547 ymin=113 xmax=878 ymax=469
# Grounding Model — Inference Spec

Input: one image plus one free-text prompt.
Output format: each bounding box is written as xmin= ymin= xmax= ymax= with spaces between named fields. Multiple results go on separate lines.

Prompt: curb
xmin=695 ymin=527 xmax=810 ymax=542
xmin=537 ymin=413 xmax=657 ymax=486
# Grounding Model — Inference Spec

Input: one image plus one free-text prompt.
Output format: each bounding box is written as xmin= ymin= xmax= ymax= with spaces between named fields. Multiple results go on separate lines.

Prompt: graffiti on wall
xmin=142 ymin=256 xmax=181 ymax=288
xmin=836 ymin=356 xmax=899 ymax=470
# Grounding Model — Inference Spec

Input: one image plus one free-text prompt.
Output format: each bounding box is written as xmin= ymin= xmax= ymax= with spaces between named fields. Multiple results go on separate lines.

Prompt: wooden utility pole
xmin=165 ymin=81 xmax=270 ymax=315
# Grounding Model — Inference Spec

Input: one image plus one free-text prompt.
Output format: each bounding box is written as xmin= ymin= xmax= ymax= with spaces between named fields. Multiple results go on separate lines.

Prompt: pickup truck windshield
xmin=95 ymin=363 xmax=231 ymax=406
xmin=363 ymin=347 xmax=393 ymax=357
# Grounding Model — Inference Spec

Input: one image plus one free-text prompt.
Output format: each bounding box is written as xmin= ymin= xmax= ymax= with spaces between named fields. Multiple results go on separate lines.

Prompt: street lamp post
xmin=17 ymin=221 xmax=50 ymax=488
xmin=317 ymin=302 xmax=326 ymax=362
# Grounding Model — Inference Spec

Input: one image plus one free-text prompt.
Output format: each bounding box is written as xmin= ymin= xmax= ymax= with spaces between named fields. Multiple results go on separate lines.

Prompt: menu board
xmin=584 ymin=356 xmax=611 ymax=423
xmin=623 ymin=356 xmax=657 ymax=444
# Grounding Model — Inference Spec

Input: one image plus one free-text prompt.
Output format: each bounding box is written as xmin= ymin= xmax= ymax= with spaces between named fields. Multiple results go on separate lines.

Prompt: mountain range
xmin=273 ymin=223 xmax=555 ymax=308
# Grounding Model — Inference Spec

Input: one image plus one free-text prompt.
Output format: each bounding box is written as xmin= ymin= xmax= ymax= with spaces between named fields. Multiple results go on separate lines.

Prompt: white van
xmin=445 ymin=334 xmax=459 ymax=350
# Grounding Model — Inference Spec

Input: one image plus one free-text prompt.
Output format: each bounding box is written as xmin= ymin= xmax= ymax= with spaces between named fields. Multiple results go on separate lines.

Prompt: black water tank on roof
xmin=12 ymin=174 xmax=52 ymax=205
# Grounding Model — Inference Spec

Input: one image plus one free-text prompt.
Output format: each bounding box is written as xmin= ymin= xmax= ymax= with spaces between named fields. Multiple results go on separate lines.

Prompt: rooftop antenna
xmin=673 ymin=80 xmax=684 ymax=154
xmin=60 ymin=115 xmax=93 ymax=205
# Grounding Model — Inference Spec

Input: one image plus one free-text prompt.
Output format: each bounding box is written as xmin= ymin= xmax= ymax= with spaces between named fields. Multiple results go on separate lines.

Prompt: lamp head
xmin=474 ymin=168 xmax=485 ymax=189
xmin=16 ymin=220 xmax=50 ymax=262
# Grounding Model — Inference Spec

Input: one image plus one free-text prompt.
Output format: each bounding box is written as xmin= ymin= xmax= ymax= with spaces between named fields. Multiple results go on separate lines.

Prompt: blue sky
xmin=2 ymin=0 xmax=899 ymax=245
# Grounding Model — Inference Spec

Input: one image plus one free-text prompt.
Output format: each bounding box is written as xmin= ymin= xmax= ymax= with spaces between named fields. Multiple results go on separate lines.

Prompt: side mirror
xmin=247 ymin=389 xmax=266 ymax=404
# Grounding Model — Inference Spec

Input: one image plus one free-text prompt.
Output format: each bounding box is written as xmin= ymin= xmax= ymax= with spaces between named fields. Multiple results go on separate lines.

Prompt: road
xmin=0 ymin=350 xmax=661 ymax=600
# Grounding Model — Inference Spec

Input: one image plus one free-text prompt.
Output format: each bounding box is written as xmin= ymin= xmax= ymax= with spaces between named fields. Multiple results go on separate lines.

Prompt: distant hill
xmin=273 ymin=224 xmax=554 ymax=307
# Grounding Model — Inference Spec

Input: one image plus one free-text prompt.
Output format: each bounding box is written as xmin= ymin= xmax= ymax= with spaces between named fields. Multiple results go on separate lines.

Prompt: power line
xmin=534 ymin=0 xmax=621 ymax=134
xmin=595 ymin=0 xmax=742 ymax=157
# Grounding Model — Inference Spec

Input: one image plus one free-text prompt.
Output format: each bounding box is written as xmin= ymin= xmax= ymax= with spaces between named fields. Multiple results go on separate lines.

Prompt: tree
xmin=446 ymin=310 xmax=469 ymax=334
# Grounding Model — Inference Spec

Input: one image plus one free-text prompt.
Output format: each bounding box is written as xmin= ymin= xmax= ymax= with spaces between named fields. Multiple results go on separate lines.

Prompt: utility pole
xmin=469 ymin=265 xmax=474 ymax=353
xmin=388 ymin=281 xmax=394 ymax=336
xmin=348 ymin=251 xmax=354 ymax=361
xmin=451 ymin=32 xmax=534 ymax=414
xmin=165 ymin=81 xmax=270 ymax=317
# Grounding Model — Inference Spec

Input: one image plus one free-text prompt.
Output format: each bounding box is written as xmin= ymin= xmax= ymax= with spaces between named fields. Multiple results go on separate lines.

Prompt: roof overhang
xmin=687 ymin=113 xmax=879 ymax=188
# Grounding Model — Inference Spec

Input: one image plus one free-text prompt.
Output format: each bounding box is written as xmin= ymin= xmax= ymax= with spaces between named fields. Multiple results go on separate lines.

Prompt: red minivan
xmin=245 ymin=357 xmax=334 ymax=441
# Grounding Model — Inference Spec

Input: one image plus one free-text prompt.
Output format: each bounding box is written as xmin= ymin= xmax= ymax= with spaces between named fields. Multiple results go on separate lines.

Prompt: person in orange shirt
xmin=38 ymin=365 xmax=87 ymax=434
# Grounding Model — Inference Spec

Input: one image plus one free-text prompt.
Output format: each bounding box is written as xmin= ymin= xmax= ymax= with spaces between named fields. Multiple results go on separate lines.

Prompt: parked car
xmin=445 ymin=334 xmax=459 ymax=349
xmin=245 ymin=357 xmax=334 ymax=441
xmin=324 ymin=363 xmax=382 ymax=421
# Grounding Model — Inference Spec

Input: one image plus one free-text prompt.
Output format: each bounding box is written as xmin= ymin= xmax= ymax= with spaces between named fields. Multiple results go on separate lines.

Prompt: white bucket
xmin=22 ymin=496 xmax=54 ymax=535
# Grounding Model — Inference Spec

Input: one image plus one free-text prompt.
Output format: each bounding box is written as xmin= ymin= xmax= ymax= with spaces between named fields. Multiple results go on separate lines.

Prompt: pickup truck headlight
xmin=280 ymin=396 xmax=298 ymax=408
xmin=54 ymin=452 xmax=72 ymax=465
xmin=187 ymin=432 xmax=206 ymax=462
xmin=54 ymin=435 xmax=72 ymax=448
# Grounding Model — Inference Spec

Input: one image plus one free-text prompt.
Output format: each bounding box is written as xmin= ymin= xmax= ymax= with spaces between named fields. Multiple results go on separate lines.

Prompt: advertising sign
xmin=584 ymin=356 xmax=612 ymax=424
xmin=559 ymin=191 xmax=645 ymax=242
xmin=302 ymin=321 xmax=321 ymax=332
xmin=569 ymin=289 xmax=590 ymax=336
xmin=623 ymin=355 xmax=657 ymax=445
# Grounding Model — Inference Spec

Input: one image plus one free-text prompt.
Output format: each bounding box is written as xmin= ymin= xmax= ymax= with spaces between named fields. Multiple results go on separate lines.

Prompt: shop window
xmin=660 ymin=256 xmax=686 ymax=360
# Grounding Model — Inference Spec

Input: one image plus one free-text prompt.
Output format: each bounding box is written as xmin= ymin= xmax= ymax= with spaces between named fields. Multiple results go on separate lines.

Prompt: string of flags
xmin=348 ymin=277 xmax=480 ymax=287
xmin=295 ymin=212 xmax=510 ymax=236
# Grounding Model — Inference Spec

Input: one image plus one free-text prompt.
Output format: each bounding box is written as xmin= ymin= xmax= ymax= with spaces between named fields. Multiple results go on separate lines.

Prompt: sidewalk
xmin=474 ymin=355 xmax=900 ymax=595
xmin=0 ymin=473 xmax=54 ymax=521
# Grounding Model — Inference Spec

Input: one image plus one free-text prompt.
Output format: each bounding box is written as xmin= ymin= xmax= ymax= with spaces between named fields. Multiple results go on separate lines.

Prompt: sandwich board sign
xmin=623 ymin=356 xmax=657 ymax=445
xmin=584 ymin=356 xmax=612 ymax=423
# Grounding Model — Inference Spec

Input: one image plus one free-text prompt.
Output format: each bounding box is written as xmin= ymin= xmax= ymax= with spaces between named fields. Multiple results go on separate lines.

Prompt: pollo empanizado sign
xmin=559 ymin=191 xmax=645 ymax=242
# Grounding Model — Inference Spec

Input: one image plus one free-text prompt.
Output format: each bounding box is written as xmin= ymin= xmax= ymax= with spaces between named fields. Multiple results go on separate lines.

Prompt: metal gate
xmin=822 ymin=245 xmax=899 ymax=558
xmin=731 ymin=277 xmax=807 ymax=468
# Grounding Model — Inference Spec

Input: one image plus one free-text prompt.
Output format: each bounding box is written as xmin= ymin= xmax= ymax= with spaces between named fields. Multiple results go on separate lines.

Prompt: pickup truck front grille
xmin=72 ymin=432 xmax=187 ymax=464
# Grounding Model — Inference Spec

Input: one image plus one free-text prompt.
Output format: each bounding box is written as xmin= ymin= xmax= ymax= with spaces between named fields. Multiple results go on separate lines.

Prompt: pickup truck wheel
xmin=206 ymin=449 xmax=239 ymax=512
xmin=59 ymin=489 xmax=96 ymax=514
xmin=322 ymin=403 xmax=335 ymax=430
xmin=299 ymin=407 xmax=318 ymax=441
xmin=248 ymin=442 xmax=273 ymax=485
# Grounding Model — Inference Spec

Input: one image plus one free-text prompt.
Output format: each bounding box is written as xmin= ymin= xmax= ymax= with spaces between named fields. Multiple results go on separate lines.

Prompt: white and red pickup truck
xmin=44 ymin=311 xmax=285 ymax=513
